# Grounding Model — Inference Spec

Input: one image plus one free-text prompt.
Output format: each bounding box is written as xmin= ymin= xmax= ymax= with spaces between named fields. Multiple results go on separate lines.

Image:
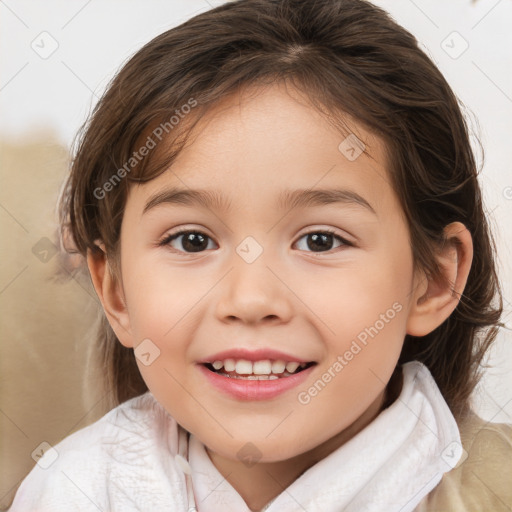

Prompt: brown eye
xmin=294 ymin=230 xmax=351 ymax=253
xmin=160 ymin=230 xmax=216 ymax=253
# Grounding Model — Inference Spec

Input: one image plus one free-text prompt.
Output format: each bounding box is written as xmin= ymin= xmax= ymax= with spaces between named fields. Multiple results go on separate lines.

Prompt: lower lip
xmin=197 ymin=363 xmax=316 ymax=401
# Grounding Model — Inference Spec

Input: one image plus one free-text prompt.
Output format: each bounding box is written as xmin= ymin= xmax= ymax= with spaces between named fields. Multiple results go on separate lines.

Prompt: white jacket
xmin=10 ymin=362 xmax=491 ymax=512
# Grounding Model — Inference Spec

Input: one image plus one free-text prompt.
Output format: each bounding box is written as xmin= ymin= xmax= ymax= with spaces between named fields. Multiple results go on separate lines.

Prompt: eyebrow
xmin=142 ymin=187 xmax=376 ymax=215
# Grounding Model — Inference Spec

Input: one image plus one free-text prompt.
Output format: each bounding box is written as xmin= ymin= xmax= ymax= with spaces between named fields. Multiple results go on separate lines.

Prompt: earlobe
xmin=406 ymin=222 xmax=473 ymax=337
xmin=86 ymin=241 xmax=135 ymax=348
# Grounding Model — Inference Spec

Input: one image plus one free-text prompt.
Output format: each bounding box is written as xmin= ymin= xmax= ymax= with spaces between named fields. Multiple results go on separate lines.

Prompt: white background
xmin=1 ymin=0 xmax=511 ymax=422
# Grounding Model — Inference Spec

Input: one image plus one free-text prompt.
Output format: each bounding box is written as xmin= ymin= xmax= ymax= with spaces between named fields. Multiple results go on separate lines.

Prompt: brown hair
xmin=59 ymin=0 xmax=503 ymax=419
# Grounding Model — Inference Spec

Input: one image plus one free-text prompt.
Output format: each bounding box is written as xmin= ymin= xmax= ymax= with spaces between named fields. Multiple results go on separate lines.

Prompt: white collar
xmin=182 ymin=361 xmax=462 ymax=512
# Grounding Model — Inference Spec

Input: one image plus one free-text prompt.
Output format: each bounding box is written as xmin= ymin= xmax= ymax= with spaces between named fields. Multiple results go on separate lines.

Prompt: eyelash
xmin=157 ymin=228 xmax=353 ymax=255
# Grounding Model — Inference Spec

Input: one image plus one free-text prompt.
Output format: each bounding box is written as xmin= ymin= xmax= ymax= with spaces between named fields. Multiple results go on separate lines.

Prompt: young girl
xmin=9 ymin=0 xmax=511 ymax=510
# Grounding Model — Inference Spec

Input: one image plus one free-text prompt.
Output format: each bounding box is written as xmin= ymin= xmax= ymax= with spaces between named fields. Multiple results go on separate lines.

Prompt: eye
xmin=158 ymin=229 xmax=217 ymax=254
xmin=294 ymin=229 xmax=352 ymax=253
xmin=158 ymin=228 xmax=352 ymax=255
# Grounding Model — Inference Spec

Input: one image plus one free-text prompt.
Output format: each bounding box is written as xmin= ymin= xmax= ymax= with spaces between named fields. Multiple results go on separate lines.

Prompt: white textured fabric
xmin=8 ymin=361 xmax=461 ymax=512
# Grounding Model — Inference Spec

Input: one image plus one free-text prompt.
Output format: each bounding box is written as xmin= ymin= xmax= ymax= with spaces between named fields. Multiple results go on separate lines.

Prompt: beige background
xmin=0 ymin=137 xmax=109 ymax=509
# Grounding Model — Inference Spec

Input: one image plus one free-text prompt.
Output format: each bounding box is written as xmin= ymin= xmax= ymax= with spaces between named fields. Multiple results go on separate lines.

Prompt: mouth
xmin=198 ymin=358 xmax=318 ymax=401
xmin=201 ymin=359 xmax=317 ymax=380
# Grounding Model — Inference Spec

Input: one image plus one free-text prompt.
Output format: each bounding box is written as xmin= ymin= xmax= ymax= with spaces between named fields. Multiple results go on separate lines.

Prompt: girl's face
xmin=113 ymin=83 xmax=424 ymax=464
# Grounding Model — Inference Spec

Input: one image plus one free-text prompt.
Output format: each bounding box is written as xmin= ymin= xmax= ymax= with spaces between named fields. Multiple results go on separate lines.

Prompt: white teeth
xmin=224 ymin=358 xmax=236 ymax=372
xmin=253 ymin=360 xmax=272 ymax=374
xmin=285 ymin=362 xmax=300 ymax=373
xmin=246 ymin=375 xmax=274 ymax=380
xmin=235 ymin=359 xmax=253 ymax=375
xmin=271 ymin=360 xmax=286 ymax=374
xmin=207 ymin=358 xmax=310 ymax=377
xmin=221 ymin=374 xmax=280 ymax=380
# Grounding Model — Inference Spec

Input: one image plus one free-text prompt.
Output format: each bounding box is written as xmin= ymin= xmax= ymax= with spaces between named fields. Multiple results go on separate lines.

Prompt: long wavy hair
xmin=58 ymin=0 xmax=503 ymax=420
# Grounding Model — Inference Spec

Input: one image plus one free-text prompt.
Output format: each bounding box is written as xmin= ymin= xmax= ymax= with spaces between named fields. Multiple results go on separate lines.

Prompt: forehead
xmin=126 ymin=83 xmax=395 ymax=217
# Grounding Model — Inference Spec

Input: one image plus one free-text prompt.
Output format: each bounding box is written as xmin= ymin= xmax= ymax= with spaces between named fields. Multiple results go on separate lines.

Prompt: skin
xmin=87 ymin=82 xmax=473 ymax=511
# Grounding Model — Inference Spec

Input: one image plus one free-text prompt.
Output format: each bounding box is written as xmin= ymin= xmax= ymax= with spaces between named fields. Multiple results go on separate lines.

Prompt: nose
xmin=214 ymin=251 xmax=294 ymax=326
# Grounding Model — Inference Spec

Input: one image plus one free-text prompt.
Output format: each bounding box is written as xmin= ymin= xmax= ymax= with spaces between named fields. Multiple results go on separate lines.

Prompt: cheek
xmin=124 ymin=259 xmax=197 ymax=410
xmin=296 ymin=247 xmax=413 ymax=401
xmin=123 ymin=256 xmax=203 ymax=339
xmin=292 ymin=266 xmax=409 ymax=433
xmin=121 ymin=255 xmax=212 ymax=401
xmin=303 ymin=255 xmax=411 ymax=340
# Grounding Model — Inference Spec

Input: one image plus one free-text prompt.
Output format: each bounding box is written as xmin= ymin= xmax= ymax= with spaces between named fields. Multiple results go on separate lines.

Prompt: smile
xmin=198 ymin=360 xmax=318 ymax=400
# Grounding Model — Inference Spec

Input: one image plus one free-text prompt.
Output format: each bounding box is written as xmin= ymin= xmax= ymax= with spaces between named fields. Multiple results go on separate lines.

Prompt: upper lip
xmin=197 ymin=348 xmax=315 ymax=364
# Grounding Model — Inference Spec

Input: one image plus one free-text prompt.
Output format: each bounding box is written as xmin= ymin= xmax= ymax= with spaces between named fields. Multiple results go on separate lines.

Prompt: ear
xmin=406 ymin=222 xmax=473 ymax=337
xmin=86 ymin=240 xmax=135 ymax=348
